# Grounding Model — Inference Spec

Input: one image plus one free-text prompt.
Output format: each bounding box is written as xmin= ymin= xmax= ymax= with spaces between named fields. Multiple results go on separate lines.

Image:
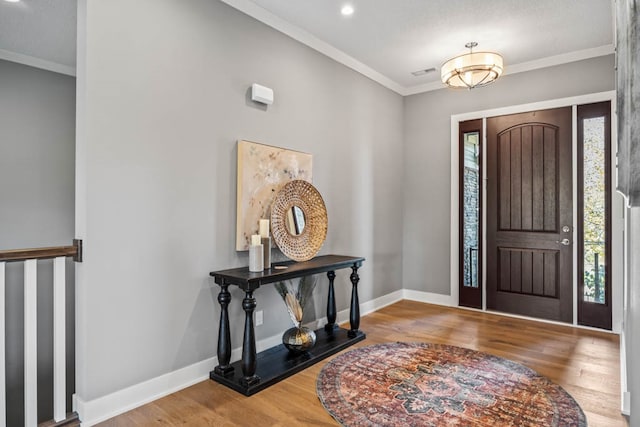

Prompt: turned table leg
xmin=214 ymin=283 xmax=233 ymax=376
xmin=324 ymin=270 xmax=337 ymax=332
xmin=240 ymin=290 xmax=260 ymax=387
xmin=348 ymin=264 xmax=361 ymax=337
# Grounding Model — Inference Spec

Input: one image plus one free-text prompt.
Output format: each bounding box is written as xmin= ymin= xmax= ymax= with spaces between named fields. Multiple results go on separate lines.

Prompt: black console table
xmin=209 ymin=254 xmax=365 ymax=396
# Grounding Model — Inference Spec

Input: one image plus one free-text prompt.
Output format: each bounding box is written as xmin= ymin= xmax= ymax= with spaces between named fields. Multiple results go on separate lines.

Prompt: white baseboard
xmin=362 ymin=290 xmax=404 ymax=315
xmin=620 ymin=327 xmax=630 ymax=416
xmin=74 ymin=289 xmax=404 ymax=426
xmin=622 ymin=392 xmax=631 ymax=417
xmin=304 ymin=289 xmax=404 ymax=330
xmin=402 ymin=289 xmax=455 ymax=306
xmin=73 ymin=356 xmax=215 ymax=426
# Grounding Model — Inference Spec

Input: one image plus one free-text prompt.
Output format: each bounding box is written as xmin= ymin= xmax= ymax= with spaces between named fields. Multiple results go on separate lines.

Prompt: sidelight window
xmin=463 ymin=131 xmax=480 ymax=289
xmin=459 ymin=119 xmax=483 ymax=309
xmin=577 ymin=101 xmax=611 ymax=329
xmin=582 ymin=116 xmax=607 ymax=303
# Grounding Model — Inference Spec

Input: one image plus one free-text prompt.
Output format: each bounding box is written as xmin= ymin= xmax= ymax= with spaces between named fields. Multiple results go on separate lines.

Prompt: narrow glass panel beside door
xmin=582 ymin=117 xmax=606 ymax=304
xmin=463 ymin=131 xmax=480 ymax=289
xmin=577 ymin=101 xmax=611 ymax=330
xmin=459 ymin=119 xmax=483 ymax=309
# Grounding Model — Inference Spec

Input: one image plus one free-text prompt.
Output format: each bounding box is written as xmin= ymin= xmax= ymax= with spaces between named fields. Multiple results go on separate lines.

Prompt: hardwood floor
xmin=98 ymin=300 xmax=627 ymax=426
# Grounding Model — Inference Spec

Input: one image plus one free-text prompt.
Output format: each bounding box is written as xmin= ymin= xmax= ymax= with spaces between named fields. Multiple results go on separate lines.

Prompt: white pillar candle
xmin=259 ymin=219 xmax=270 ymax=238
xmin=251 ymin=234 xmax=261 ymax=246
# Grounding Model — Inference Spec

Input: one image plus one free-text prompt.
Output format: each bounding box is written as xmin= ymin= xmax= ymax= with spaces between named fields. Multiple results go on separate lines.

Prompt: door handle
xmin=555 ymin=238 xmax=571 ymax=246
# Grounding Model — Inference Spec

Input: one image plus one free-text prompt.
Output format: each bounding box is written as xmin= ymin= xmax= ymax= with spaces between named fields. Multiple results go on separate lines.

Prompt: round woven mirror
xmin=270 ymin=180 xmax=328 ymax=261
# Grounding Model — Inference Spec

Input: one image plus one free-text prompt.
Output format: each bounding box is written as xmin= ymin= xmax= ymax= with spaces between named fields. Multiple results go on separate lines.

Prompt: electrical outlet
xmin=255 ymin=310 xmax=263 ymax=326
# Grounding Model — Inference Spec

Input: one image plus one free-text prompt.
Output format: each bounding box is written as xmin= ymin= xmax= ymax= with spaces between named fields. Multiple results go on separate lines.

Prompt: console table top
xmin=210 ymin=254 xmax=364 ymax=290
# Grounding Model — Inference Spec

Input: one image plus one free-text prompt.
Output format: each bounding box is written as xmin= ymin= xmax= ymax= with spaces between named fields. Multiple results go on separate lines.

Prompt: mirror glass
xmin=285 ymin=206 xmax=306 ymax=235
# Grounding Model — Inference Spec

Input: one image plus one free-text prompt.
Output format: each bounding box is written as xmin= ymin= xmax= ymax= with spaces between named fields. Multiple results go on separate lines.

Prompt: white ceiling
xmin=0 ymin=0 xmax=613 ymax=94
xmin=0 ymin=0 xmax=77 ymax=74
xmin=229 ymin=0 xmax=614 ymax=94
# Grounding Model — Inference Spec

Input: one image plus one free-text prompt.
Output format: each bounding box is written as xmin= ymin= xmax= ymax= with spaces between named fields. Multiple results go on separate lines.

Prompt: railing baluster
xmin=53 ymin=257 xmax=66 ymax=422
xmin=24 ymin=259 xmax=37 ymax=427
xmin=0 ymin=262 xmax=5 ymax=427
xmin=0 ymin=241 xmax=81 ymax=426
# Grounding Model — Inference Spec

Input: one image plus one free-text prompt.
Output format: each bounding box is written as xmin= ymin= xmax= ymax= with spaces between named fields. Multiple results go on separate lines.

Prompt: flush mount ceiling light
xmin=441 ymin=42 xmax=504 ymax=89
xmin=341 ymin=4 xmax=354 ymax=16
xmin=4 ymin=0 xmax=21 ymax=3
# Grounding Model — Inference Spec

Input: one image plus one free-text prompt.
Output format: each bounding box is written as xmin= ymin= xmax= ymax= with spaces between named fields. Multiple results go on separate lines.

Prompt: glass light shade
xmin=441 ymin=51 xmax=504 ymax=89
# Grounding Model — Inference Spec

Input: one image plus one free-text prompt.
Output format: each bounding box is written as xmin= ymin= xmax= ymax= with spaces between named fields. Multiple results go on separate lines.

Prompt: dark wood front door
xmin=486 ymin=108 xmax=573 ymax=322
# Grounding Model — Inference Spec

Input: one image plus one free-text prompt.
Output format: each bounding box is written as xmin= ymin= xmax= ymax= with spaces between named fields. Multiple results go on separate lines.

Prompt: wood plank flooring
xmin=98 ymin=300 xmax=627 ymax=426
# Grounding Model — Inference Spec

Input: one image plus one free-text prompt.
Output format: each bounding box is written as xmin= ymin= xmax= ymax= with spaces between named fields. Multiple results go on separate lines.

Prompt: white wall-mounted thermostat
xmin=251 ymin=83 xmax=274 ymax=105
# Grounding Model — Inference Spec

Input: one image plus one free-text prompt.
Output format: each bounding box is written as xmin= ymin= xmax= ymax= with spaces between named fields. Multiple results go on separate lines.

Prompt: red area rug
xmin=317 ymin=342 xmax=586 ymax=426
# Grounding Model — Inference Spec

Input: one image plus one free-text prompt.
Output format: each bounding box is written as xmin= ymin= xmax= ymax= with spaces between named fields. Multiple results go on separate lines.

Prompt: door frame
xmin=449 ymin=90 xmax=623 ymax=332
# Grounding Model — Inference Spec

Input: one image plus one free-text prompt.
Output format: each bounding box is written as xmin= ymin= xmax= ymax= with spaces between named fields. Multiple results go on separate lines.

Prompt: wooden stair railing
xmin=0 ymin=239 xmax=82 ymax=427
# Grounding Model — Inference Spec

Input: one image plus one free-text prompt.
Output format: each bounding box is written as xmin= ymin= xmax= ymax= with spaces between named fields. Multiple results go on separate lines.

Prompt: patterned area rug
xmin=317 ymin=342 xmax=586 ymax=427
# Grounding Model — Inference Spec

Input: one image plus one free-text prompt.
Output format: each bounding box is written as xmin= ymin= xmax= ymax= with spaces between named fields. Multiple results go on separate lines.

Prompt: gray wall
xmin=402 ymin=55 xmax=615 ymax=294
xmin=76 ymin=0 xmax=403 ymax=401
xmin=0 ymin=59 xmax=76 ymax=424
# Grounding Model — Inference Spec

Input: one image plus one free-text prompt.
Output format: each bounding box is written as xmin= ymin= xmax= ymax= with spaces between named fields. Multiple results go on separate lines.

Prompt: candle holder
xmin=249 ymin=244 xmax=264 ymax=272
xmin=261 ymin=236 xmax=271 ymax=269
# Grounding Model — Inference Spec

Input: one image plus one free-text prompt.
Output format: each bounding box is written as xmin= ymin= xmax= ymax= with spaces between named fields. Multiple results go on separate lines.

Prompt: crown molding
xmin=505 ymin=44 xmax=614 ymax=77
xmin=0 ymin=48 xmax=76 ymax=76
xmin=403 ymin=44 xmax=615 ymax=96
xmin=219 ymin=0 xmax=405 ymax=95
xmin=220 ymin=0 xmax=615 ymax=98
xmin=403 ymin=80 xmax=445 ymax=96
xmin=2 ymin=3 xmax=613 ymax=94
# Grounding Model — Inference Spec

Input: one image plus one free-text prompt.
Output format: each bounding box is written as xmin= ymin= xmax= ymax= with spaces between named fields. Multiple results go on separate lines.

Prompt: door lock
xmin=555 ymin=238 xmax=571 ymax=246
xmin=562 ymin=225 xmax=571 ymax=233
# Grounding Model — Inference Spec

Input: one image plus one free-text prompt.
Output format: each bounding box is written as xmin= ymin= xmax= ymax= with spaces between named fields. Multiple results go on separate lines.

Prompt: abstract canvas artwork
xmin=236 ymin=140 xmax=312 ymax=250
